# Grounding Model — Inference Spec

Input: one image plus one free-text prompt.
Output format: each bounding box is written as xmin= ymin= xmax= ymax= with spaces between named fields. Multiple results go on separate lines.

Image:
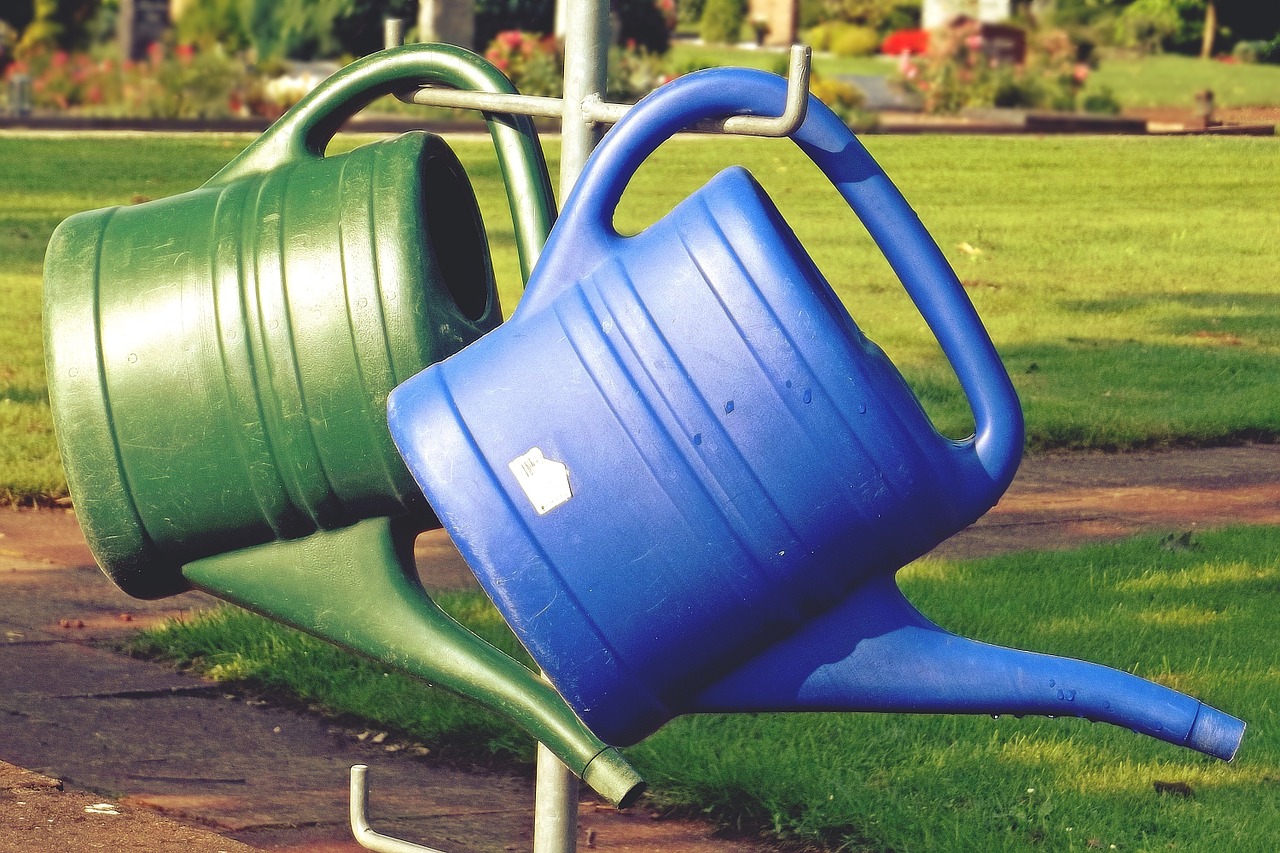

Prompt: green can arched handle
xmin=206 ymin=42 xmax=556 ymax=282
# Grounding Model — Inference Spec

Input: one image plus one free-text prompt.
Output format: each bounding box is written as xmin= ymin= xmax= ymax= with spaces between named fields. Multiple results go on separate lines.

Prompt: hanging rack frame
xmin=394 ymin=44 xmax=812 ymax=139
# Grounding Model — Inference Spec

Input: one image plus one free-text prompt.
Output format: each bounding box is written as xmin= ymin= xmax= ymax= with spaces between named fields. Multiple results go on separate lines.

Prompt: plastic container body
xmin=390 ymin=67 xmax=1244 ymax=764
xmin=389 ymin=67 xmax=1022 ymax=744
xmin=46 ymin=131 xmax=496 ymax=597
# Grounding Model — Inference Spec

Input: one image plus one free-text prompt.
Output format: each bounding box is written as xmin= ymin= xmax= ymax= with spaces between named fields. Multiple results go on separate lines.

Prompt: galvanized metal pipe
xmin=558 ymin=0 xmax=610 ymax=192
xmin=404 ymin=45 xmax=813 ymax=139
xmin=350 ymin=765 xmax=449 ymax=853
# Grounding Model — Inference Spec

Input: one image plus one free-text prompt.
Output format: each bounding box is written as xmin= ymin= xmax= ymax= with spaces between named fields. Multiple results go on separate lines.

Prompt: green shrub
xmin=607 ymin=44 xmax=674 ymax=102
xmin=1231 ymin=38 xmax=1280 ymax=65
xmin=700 ymin=0 xmax=746 ymax=45
xmin=803 ymin=21 xmax=833 ymax=51
xmin=807 ymin=20 xmax=885 ymax=56
xmin=830 ymin=23 xmax=880 ymax=57
xmin=1080 ymin=85 xmax=1122 ymax=114
xmin=174 ymin=0 xmax=417 ymax=60
xmin=900 ymin=21 xmax=1099 ymax=115
xmin=484 ymin=30 xmax=562 ymax=97
xmin=678 ymin=0 xmax=706 ymax=26
xmin=809 ymin=72 xmax=878 ymax=131
xmin=1109 ymin=0 xmax=1200 ymax=55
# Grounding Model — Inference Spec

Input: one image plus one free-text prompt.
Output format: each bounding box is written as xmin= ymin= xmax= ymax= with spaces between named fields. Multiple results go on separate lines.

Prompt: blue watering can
xmin=387 ymin=68 xmax=1245 ymax=761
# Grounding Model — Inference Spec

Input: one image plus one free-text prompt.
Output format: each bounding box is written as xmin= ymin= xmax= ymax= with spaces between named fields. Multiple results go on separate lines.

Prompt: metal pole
xmin=533 ymin=735 xmax=581 ymax=852
xmin=384 ymin=16 xmax=406 ymax=49
xmin=558 ymin=0 xmax=610 ymax=194
xmin=531 ymin=4 xmax=612 ymax=851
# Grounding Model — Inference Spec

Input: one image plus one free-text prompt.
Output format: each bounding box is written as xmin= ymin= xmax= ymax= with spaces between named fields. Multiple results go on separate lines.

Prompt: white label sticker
xmin=508 ymin=447 xmax=572 ymax=515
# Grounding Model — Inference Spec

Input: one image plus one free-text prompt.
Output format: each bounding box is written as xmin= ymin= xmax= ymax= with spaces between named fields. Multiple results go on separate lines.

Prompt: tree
xmin=700 ymin=0 xmax=745 ymax=45
xmin=17 ymin=0 xmax=99 ymax=51
xmin=1200 ymin=0 xmax=1214 ymax=57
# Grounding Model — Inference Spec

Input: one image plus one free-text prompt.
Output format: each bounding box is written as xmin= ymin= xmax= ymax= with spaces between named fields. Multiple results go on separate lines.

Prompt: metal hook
xmin=350 ymin=764 xmax=451 ymax=853
xmin=393 ymin=43 xmax=813 ymax=140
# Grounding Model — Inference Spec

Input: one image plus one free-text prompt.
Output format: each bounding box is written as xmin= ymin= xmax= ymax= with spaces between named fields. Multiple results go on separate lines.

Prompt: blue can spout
xmin=691 ymin=575 xmax=1245 ymax=762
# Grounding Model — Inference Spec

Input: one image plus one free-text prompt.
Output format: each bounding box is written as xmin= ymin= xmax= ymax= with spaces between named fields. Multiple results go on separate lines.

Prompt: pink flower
xmin=176 ymin=44 xmax=195 ymax=64
xmin=1073 ymin=63 xmax=1090 ymax=83
xmin=964 ymin=34 xmax=983 ymax=51
xmin=498 ymin=30 xmax=523 ymax=49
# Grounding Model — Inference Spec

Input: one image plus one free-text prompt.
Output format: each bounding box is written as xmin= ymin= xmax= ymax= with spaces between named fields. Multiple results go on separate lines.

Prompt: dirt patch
xmin=1124 ymin=105 xmax=1280 ymax=130
xmin=935 ymin=444 xmax=1280 ymax=560
xmin=0 ymin=761 xmax=258 ymax=853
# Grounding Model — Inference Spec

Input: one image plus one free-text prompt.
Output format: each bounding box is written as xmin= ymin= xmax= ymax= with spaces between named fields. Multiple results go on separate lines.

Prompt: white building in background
xmin=922 ymin=0 xmax=1011 ymax=29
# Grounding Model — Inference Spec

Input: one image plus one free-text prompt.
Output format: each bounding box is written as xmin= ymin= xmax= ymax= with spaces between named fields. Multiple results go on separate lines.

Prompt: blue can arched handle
xmin=517 ymin=66 xmax=1023 ymax=500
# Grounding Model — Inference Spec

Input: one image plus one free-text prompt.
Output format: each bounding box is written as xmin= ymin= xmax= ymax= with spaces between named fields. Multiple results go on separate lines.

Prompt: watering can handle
xmin=522 ymin=67 xmax=1022 ymax=491
xmin=204 ymin=43 xmax=555 ymax=281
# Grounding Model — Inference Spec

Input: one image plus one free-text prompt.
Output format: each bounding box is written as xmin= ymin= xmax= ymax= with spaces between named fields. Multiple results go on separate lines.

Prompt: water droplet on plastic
xmin=127 ymin=353 xmax=138 ymax=364
xmin=68 ymin=367 xmax=79 ymax=378
xmin=1048 ymin=679 xmax=1056 ymax=688
xmin=857 ymin=403 xmax=866 ymax=414
xmin=724 ymin=400 xmax=734 ymax=414
xmin=785 ymin=379 xmax=793 ymax=388
xmin=693 ymin=433 xmax=702 ymax=446
xmin=802 ymin=389 xmax=812 ymax=404
xmin=991 ymin=714 xmax=1001 ymax=720
xmin=357 ymin=297 xmax=368 ymax=308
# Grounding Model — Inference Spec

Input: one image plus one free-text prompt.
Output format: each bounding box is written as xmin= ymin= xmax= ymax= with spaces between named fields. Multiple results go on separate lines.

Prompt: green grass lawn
xmin=2 ymin=131 xmax=1278 ymax=502
xmin=129 ymin=526 xmax=1278 ymax=851
xmin=1091 ymin=54 xmax=1280 ymax=110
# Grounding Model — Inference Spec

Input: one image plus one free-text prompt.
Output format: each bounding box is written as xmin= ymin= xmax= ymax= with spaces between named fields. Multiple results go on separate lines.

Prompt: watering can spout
xmin=181 ymin=516 xmax=645 ymax=807
xmin=692 ymin=575 xmax=1244 ymax=762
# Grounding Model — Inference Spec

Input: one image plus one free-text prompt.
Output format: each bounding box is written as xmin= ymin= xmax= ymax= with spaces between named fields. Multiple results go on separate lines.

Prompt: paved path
xmin=2 ymin=445 xmax=1279 ymax=851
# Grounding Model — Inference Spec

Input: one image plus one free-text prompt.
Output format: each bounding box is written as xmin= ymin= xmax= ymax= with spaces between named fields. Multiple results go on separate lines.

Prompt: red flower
xmin=881 ymin=29 xmax=929 ymax=56
xmin=498 ymin=30 xmax=524 ymax=49
xmin=176 ymin=44 xmax=195 ymax=64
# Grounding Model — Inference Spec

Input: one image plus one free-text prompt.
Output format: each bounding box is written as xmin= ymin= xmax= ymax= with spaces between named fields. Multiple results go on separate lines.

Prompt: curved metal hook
xmin=350 ymin=765 xmax=450 ymax=853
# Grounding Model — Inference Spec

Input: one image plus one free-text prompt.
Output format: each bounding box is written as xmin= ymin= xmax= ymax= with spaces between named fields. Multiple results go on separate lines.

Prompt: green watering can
xmin=42 ymin=43 xmax=642 ymax=806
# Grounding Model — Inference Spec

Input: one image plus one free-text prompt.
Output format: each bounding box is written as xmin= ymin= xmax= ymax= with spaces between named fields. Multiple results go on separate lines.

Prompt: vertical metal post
xmin=558 ymin=0 xmax=610 ymax=194
xmin=533 ymin=735 xmax=581 ymax=852
xmin=385 ymin=16 xmax=406 ymax=48
xmin=532 ymin=5 xmax=611 ymax=851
